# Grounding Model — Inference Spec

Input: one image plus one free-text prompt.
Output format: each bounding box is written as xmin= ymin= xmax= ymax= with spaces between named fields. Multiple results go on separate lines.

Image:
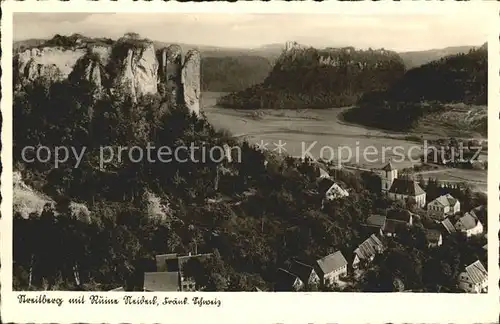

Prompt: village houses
xmin=315 ymin=251 xmax=348 ymax=286
xmin=454 ymin=212 xmax=483 ymax=237
xmin=427 ymin=194 xmax=460 ymax=220
xmin=352 ymin=234 xmax=386 ymax=269
xmin=457 ymin=260 xmax=488 ymax=293
xmin=442 ymin=212 xmax=483 ymax=237
xmin=379 ymin=162 xmax=426 ymax=207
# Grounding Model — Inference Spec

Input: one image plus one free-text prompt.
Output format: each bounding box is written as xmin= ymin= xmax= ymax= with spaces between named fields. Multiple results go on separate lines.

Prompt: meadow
xmin=202 ymin=92 xmax=487 ymax=192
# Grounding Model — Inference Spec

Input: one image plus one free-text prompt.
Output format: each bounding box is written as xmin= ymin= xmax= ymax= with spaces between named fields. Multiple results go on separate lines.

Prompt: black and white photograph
xmin=2 ymin=3 xmax=498 ymax=323
xmin=10 ymin=11 xmax=491 ymax=293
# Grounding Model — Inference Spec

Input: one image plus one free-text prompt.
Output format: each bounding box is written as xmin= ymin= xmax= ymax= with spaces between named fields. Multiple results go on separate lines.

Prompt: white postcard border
xmin=1 ymin=1 xmax=499 ymax=323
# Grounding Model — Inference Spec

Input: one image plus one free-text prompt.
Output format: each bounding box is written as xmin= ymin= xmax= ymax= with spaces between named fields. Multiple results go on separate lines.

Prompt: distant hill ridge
xmin=399 ymin=44 xmax=484 ymax=69
xmin=343 ymin=45 xmax=487 ymax=133
xmin=216 ymin=41 xmax=406 ymax=109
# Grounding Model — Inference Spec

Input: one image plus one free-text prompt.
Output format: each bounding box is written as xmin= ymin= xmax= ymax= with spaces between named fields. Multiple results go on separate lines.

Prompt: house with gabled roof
xmin=361 ymin=214 xmax=386 ymax=236
xmin=319 ymin=168 xmax=331 ymax=179
xmin=379 ymin=161 xmax=398 ymax=193
xmin=288 ymin=259 xmax=320 ymax=289
xmin=325 ymin=183 xmax=349 ymax=201
xmin=352 ymin=234 xmax=385 ymax=269
xmin=454 ymin=212 xmax=483 ymax=237
xmin=388 ymin=177 xmax=426 ymax=207
xmin=315 ymin=251 xmax=348 ymax=286
xmin=427 ymin=194 xmax=460 ymax=220
xmin=275 ymin=268 xmax=304 ymax=291
xmin=458 ymin=260 xmax=487 ymax=293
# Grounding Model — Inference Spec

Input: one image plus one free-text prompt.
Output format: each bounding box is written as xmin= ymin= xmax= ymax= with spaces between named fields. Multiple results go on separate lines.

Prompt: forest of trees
xmin=201 ymin=56 xmax=272 ymax=92
xmin=216 ymin=47 xmax=406 ymax=109
xmin=13 ymin=70 xmax=487 ymax=292
xmin=343 ymin=47 xmax=487 ymax=132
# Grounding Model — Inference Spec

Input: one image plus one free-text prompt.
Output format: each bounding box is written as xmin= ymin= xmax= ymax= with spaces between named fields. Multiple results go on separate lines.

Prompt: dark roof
xmin=366 ymin=215 xmax=386 ymax=228
xmin=471 ymin=205 xmax=486 ymax=219
xmin=425 ymin=229 xmax=442 ymax=243
xmin=144 ymin=271 xmax=179 ymax=291
xmin=316 ymin=251 xmax=347 ymax=275
xmin=318 ymin=177 xmax=335 ymax=192
xmin=381 ymin=162 xmax=395 ymax=171
xmin=441 ymin=218 xmax=456 ymax=233
xmin=289 ymin=260 xmax=315 ymax=283
xmin=383 ymin=219 xmax=408 ymax=234
xmin=275 ymin=268 xmax=301 ymax=291
xmin=388 ymin=178 xmax=425 ymax=196
xmin=155 ymin=253 xmax=178 ymax=272
xmin=178 ymin=253 xmax=212 ymax=276
xmin=386 ymin=209 xmax=412 ymax=223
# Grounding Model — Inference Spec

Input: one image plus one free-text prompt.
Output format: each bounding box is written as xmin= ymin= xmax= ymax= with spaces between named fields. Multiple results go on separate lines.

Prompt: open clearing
xmin=202 ymin=92 xmax=487 ymax=192
xmin=416 ymin=103 xmax=487 ymax=138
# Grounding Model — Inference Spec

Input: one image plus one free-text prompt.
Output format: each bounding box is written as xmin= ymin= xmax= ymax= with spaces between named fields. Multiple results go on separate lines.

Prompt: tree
xmin=182 ymin=250 xmax=230 ymax=291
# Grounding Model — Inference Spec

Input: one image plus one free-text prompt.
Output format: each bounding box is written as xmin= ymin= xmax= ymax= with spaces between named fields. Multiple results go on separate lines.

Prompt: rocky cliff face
xmin=14 ymin=34 xmax=201 ymax=115
xmin=14 ymin=171 xmax=92 ymax=223
xmin=182 ymin=50 xmax=201 ymax=115
xmin=15 ymin=47 xmax=87 ymax=84
xmin=113 ymin=42 xmax=159 ymax=100
xmin=158 ymin=44 xmax=183 ymax=105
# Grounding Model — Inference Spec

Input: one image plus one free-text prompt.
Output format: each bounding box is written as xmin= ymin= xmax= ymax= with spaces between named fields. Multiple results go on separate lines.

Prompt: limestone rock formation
xmin=69 ymin=52 xmax=106 ymax=97
xmin=145 ymin=191 xmax=172 ymax=224
xmin=158 ymin=44 xmax=183 ymax=105
xmin=114 ymin=42 xmax=158 ymax=100
xmin=14 ymin=171 xmax=93 ymax=223
xmin=14 ymin=34 xmax=202 ymax=114
xmin=68 ymin=201 xmax=92 ymax=224
xmin=14 ymin=47 xmax=87 ymax=86
xmin=13 ymin=171 xmax=54 ymax=219
xmin=182 ymin=50 xmax=201 ymax=115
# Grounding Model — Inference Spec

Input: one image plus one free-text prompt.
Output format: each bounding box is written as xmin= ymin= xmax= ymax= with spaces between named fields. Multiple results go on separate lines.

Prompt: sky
xmin=13 ymin=13 xmax=488 ymax=52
